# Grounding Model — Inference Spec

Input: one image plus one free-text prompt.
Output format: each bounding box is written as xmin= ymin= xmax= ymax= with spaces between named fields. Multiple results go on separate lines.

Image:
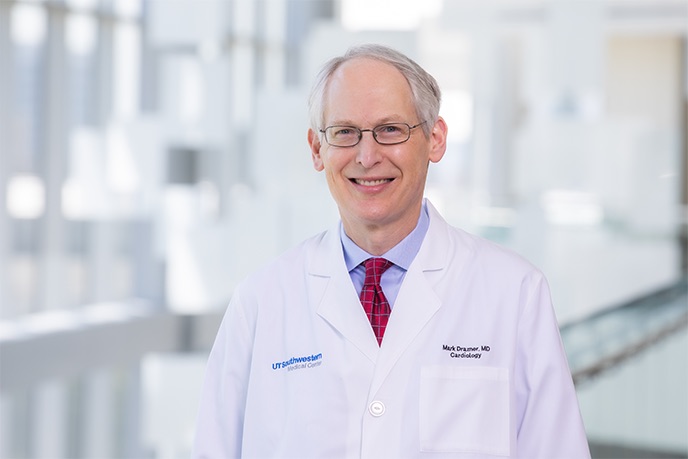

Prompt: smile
xmin=353 ymin=178 xmax=393 ymax=186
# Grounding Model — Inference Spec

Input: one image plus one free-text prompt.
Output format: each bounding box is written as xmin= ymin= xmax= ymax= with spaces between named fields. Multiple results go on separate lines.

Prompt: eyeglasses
xmin=319 ymin=121 xmax=426 ymax=147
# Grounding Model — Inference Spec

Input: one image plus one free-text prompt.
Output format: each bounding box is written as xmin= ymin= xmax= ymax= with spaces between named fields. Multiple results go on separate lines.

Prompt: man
xmin=193 ymin=44 xmax=590 ymax=458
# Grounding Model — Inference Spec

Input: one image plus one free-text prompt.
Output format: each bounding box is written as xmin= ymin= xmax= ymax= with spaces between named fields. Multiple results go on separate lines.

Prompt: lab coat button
xmin=369 ymin=401 xmax=385 ymax=417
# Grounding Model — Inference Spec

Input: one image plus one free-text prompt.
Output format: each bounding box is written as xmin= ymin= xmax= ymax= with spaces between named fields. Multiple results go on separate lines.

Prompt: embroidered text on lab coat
xmin=272 ymin=353 xmax=323 ymax=371
xmin=442 ymin=344 xmax=491 ymax=359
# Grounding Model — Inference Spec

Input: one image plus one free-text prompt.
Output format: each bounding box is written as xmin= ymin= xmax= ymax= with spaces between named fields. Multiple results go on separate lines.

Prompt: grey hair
xmin=308 ymin=44 xmax=441 ymax=138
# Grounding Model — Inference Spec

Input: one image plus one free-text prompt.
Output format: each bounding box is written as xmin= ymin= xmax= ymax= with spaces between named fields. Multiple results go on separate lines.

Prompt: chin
xmin=356 ymin=207 xmax=396 ymax=226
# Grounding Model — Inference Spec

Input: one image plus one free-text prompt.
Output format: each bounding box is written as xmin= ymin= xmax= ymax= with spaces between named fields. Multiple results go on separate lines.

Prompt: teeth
xmin=356 ymin=179 xmax=390 ymax=186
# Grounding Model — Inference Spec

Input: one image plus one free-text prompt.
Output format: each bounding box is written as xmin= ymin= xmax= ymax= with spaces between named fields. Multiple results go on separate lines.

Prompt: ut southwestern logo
xmin=272 ymin=353 xmax=323 ymax=372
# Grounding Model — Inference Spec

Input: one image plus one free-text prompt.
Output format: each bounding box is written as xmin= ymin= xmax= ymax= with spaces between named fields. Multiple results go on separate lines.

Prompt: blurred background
xmin=0 ymin=0 xmax=687 ymax=457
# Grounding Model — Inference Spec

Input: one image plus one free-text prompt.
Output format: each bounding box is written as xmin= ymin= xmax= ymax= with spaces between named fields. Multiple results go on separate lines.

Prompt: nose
xmin=355 ymin=130 xmax=383 ymax=169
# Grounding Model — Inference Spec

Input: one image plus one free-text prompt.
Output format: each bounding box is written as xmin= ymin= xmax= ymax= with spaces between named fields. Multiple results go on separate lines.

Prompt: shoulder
xmin=457 ymin=227 xmax=540 ymax=275
xmin=428 ymin=207 xmax=544 ymax=282
xmin=432 ymin=216 xmax=553 ymax=316
xmin=236 ymin=229 xmax=329 ymax=293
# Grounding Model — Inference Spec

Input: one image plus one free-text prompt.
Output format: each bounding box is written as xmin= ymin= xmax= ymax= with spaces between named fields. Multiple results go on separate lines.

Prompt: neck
xmin=342 ymin=206 xmax=422 ymax=256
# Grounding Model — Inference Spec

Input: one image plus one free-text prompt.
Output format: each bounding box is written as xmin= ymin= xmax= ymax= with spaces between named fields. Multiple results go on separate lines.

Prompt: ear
xmin=308 ymin=128 xmax=325 ymax=171
xmin=428 ymin=116 xmax=448 ymax=164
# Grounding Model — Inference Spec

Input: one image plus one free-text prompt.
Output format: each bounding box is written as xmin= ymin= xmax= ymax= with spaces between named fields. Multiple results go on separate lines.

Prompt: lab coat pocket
xmin=419 ymin=366 xmax=510 ymax=456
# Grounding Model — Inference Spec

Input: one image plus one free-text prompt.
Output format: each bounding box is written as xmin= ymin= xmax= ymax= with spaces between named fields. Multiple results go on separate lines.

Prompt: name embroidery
xmin=272 ymin=353 xmax=323 ymax=371
xmin=442 ymin=344 xmax=491 ymax=359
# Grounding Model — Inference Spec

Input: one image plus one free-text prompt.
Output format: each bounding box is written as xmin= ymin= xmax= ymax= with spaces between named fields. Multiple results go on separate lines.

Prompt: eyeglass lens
xmin=325 ymin=123 xmax=411 ymax=146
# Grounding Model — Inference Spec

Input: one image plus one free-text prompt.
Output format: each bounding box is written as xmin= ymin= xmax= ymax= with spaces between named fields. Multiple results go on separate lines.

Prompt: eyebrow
xmin=326 ymin=115 xmax=406 ymax=127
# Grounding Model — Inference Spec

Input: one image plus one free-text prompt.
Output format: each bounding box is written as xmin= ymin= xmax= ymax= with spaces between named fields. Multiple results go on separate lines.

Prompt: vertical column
xmin=439 ymin=2 xmax=508 ymax=210
xmin=0 ymin=394 xmax=17 ymax=459
xmin=96 ymin=10 xmax=113 ymax=127
xmin=32 ymin=6 xmax=71 ymax=459
xmin=89 ymin=220 xmax=119 ymax=301
xmin=82 ymin=9 xmax=120 ymax=459
xmin=80 ymin=369 xmax=117 ymax=459
xmin=542 ymin=0 xmax=604 ymax=190
xmin=681 ymin=37 xmax=688 ymax=273
xmin=89 ymin=5 xmax=118 ymax=306
xmin=117 ymin=364 xmax=143 ymax=459
xmin=40 ymin=3 xmax=69 ymax=312
xmin=32 ymin=380 xmax=69 ymax=458
xmin=228 ymin=0 xmax=260 ymax=273
xmin=0 ymin=0 xmax=10 ymax=319
xmin=230 ymin=0 xmax=256 ymax=132
xmin=262 ymin=0 xmax=287 ymax=91
xmin=546 ymin=1 xmax=604 ymax=116
xmin=464 ymin=4 xmax=499 ymax=207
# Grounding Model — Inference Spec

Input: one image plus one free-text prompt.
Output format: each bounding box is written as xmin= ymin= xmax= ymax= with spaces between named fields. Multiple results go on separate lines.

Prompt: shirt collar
xmin=340 ymin=200 xmax=430 ymax=273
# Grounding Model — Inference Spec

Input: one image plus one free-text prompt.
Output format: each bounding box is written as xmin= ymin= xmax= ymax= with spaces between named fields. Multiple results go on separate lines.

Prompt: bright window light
xmin=178 ymin=57 xmax=204 ymax=123
xmin=114 ymin=0 xmax=142 ymax=18
xmin=113 ymin=23 xmax=141 ymax=118
xmin=342 ymin=0 xmax=443 ymax=31
xmin=231 ymin=45 xmax=254 ymax=127
xmin=66 ymin=13 xmax=97 ymax=56
xmin=198 ymin=180 xmax=220 ymax=220
xmin=442 ymin=90 xmax=474 ymax=143
xmin=6 ymin=175 xmax=46 ymax=219
xmin=474 ymin=206 xmax=516 ymax=228
xmin=63 ymin=127 xmax=107 ymax=219
xmin=66 ymin=0 xmax=99 ymax=9
xmin=106 ymin=126 xmax=140 ymax=193
xmin=62 ymin=179 xmax=87 ymax=220
xmin=541 ymin=189 xmax=604 ymax=227
xmin=10 ymin=3 xmax=47 ymax=47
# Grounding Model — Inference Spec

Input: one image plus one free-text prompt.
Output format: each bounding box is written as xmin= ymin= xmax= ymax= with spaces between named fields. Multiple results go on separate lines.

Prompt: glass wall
xmin=1 ymin=0 xmax=686 ymax=457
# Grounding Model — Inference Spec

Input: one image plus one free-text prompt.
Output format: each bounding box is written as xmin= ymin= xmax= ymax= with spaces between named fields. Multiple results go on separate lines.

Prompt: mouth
xmin=352 ymin=178 xmax=393 ymax=186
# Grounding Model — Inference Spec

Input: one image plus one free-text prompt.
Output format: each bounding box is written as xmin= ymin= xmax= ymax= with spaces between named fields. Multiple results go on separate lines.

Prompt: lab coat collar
xmin=308 ymin=225 xmax=380 ymax=360
xmin=308 ymin=200 xmax=474 ymax=370
xmin=309 ymin=199 xmax=450 ymax=275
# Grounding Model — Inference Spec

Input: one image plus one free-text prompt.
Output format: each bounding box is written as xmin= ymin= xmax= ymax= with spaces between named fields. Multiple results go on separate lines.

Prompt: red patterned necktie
xmin=360 ymin=257 xmax=394 ymax=346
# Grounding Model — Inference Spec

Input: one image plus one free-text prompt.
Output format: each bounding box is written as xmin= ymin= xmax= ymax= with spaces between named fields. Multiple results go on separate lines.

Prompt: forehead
xmin=323 ymin=58 xmax=415 ymax=124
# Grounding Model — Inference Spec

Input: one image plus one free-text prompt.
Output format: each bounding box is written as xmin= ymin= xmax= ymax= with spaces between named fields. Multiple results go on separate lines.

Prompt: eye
xmin=334 ymin=127 xmax=353 ymax=136
xmin=329 ymin=126 xmax=358 ymax=139
xmin=380 ymin=124 xmax=401 ymax=133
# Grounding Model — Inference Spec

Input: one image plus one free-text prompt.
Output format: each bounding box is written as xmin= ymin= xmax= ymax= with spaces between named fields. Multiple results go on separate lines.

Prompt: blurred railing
xmin=0 ymin=302 xmax=223 ymax=394
xmin=562 ymin=279 xmax=688 ymax=385
xmin=2 ymin=279 xmax=686 ymax=393
xmin=1 ymin=279 xmax=686 ymax=458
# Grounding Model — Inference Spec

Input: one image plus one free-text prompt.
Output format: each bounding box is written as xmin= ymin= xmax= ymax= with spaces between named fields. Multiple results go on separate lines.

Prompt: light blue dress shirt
xmin=340 ymin=201 xmax=430 ymax=307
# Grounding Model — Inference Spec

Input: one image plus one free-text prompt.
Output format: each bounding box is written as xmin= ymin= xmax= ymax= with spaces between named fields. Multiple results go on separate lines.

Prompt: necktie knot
xmin=362 ymin=257 xmax=393 ymax=287
xmin=360 ymin=257 xmax=394 ymax=346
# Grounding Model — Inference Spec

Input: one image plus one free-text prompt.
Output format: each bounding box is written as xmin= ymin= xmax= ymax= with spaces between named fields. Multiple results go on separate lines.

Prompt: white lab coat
xmin=193 ymin=202 xmax=590 ymax=458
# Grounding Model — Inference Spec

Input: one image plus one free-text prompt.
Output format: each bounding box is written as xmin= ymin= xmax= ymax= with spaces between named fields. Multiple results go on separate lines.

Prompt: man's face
xmin=308 ymin=58 xmax=447 ymax=241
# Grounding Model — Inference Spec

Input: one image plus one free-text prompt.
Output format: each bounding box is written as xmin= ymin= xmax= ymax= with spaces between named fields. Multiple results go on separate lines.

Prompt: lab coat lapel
xmin=368 ymin=265 xmax=441 ymax=395
xmin=309 ymin=225 xmax=380 ymax=362
xmin=308 ymin=202 xmax=472 ymax=389
xmin=369 ymin=202 xmax=458 ymax=396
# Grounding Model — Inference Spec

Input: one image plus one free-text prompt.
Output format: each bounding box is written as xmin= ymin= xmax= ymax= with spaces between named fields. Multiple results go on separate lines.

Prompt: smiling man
xmin=193 ymin=44 xmax=591 ymax=458
xmin=308 ymin=55 xmax=447 ymax=256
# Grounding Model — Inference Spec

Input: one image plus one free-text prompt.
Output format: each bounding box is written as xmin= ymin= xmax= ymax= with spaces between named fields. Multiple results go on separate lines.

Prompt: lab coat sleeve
xmin=192 ymin=285 xmax=254 ymax=459
xmin=515 ymin=272 xmax=591 ymax=459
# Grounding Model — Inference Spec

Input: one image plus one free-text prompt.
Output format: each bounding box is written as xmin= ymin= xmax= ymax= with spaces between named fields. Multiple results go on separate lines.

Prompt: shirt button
xmin=369 ymin=401 xmax=385 ymax=417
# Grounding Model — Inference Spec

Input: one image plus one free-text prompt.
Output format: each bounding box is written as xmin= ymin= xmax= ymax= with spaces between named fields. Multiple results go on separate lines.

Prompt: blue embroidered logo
xmin=272 ymin=353 xmax=323 ymax=371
